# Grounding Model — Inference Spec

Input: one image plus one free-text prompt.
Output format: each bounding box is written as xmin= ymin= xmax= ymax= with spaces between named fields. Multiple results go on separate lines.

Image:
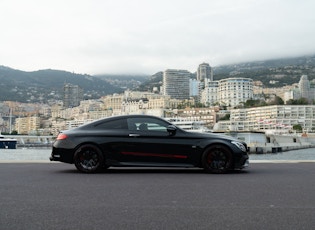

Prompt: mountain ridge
xmin=0 ymin=67 xmax=123 ymax=103
xmin=1 ymin=54 xmax=315 ymax=103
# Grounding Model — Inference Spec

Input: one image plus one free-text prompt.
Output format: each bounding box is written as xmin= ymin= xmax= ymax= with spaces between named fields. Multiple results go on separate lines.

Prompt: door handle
xmin=129 ymin=133 xmax=140 ymax=137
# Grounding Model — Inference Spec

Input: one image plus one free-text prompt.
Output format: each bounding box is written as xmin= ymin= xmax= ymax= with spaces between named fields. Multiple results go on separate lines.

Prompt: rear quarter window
xmin=94 ymin=118 xmax=128 ymax=130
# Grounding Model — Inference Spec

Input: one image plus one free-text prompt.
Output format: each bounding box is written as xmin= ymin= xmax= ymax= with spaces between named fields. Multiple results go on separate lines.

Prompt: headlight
xmin=231 ymin=141 xmax=247 ymax=152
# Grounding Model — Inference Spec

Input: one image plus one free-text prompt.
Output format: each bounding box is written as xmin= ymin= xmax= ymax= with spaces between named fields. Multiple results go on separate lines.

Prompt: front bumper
xmin=50 ymin=147 xmax=74 ymax=164
xmin=234 ymin=153 xmax=249 ymax=169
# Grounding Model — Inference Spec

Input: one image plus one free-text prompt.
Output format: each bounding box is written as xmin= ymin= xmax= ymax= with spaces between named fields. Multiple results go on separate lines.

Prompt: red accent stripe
xmin=121 ymin=151 xmax=188 ymax=159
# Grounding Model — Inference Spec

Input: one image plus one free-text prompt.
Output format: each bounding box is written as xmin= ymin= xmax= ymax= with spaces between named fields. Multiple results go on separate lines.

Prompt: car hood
xmin=186 ymin=131 xmax=242 ymax=142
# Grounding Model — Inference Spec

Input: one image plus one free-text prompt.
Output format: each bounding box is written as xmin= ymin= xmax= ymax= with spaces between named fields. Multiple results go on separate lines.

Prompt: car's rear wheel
xmin=202 ymin=145 xmax=232 ymax=173
xmin=74 ymin=144 xmax=104 ymax=173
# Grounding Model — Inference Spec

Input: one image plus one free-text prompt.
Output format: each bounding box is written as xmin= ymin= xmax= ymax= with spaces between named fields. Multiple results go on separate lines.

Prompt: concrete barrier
xmin=233 ymin=132 xmax=315 ymax=154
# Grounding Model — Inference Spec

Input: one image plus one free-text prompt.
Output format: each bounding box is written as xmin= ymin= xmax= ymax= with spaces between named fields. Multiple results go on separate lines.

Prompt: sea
xmin=0 ymin=147 xmax=315 ymax=162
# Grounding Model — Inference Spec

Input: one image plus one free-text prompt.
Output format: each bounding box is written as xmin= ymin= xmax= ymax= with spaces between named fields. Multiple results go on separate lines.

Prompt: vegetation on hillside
xmin=0 ymin=67 xmax=122 ymax=103
xmin=1 ymin=54 xmax=315 ymax=103
xmin=138 ymin=55 xmax=315 ymax=91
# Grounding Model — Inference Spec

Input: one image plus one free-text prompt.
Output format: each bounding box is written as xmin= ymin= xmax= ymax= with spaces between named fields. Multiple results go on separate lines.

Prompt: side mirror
xmin=167 ymin=125 xmax=177 ymax=136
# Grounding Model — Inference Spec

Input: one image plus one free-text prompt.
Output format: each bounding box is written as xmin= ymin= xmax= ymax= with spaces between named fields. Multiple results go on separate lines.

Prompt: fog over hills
xmin=138 ymin=55 xmax=315 ymax=90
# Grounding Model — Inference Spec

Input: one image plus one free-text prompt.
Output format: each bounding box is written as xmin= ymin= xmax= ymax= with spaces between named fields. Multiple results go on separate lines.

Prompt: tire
xmin=74 ymin=144 xmax=104 ymax=173
xmin=202 ymin=145 xmax=233 ymax=174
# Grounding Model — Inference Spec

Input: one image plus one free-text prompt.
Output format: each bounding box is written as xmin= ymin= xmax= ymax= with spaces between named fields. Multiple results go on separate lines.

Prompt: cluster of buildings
xmin=284 ymin=75 xmax=315 ymax=102
xmin=1 ymin=63 xmax=315 ymax=136
xmin=162 ymin=63 xmax=254 ymax=107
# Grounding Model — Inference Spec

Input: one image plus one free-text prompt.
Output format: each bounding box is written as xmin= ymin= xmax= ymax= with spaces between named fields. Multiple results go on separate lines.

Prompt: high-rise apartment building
xmin=63 ymin=83 xmax=83 ymax=108
xmin=163 ymin=69 xmax=190 ymax=100
xmin=298 ymin=75 xmax=315 ymax=102
xmin=197 ymin=63 xmax=213 ymax=82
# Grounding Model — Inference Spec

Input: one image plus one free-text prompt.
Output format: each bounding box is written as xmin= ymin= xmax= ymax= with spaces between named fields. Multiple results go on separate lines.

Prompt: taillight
xmin=56 ymin=133 xmax=68 ymax=140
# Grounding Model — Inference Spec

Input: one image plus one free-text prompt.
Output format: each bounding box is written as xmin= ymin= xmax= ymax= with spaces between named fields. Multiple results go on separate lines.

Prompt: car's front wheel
xmin=202 ymin=145 xmax=232 ymax=173
xmin=74 ymin=144 xmax=104 ymax=173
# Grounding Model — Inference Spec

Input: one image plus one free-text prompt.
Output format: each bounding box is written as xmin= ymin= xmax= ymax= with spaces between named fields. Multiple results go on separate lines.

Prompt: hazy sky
xmin=1 ymin=0 xmax=315 ymax=75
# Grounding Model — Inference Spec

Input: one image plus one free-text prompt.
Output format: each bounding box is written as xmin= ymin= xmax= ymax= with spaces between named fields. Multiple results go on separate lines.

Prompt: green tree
xmin=268 ymin=96 xmax=284 ymax=105
xmin=292 ymin=124 xmax=303 ymax=132
xmin=10 ymin=130 xmax=18 ymax=135
xmin=244 ymin=99 xmax=267 ymax=108
xmin=194 ymin=102 xmax=206 ymax=108
xmin=219 ymin=113 xmax=230 ymax=121
xmin=286 ymin=98 xmax=309 ymax=105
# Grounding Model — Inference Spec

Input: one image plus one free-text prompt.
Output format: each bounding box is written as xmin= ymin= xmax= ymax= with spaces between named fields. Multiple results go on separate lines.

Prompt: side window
xmin=146 ymin=122 xmax=167 ymax=132
xmin=95 ymin=118 xmax=128 ymax=130
xmin=127 ymin=118 xmax=169 ymax=132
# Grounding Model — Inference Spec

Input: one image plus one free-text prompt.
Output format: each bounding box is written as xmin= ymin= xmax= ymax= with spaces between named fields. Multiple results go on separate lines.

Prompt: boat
xmin=0 ymin=134 xmax=17 ymax=149
xmin=166 ymin=117 xmax=211 ymax=133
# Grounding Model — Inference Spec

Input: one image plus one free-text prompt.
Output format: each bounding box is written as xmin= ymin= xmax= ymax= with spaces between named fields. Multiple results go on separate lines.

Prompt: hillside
xmin=137 ymin=55 xmax=315 ymax=91
xmin=94 ymin=74 xmax=148 ymax=90
xmin=136 ymin=72 xmax=163 ymax=91
xmin=213 ymin=55 xmax=315 ymax=87
xmin=0 ymin=66 xmax=123 ymax=103
xmin=1 ymin=54 xmax=315 ymax=103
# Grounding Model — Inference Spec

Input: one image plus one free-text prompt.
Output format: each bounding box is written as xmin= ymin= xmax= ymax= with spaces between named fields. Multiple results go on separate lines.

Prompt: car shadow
xmin=56 ymin=167 xmax=249 ymax=175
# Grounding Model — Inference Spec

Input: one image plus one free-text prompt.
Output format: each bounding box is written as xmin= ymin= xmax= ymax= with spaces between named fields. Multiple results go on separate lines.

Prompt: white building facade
xmin=218 ymin=78 xmax=253 ymax=107
xmin=201 ymin=77 xmax=253 ymax=107
xmin=201 ymin=81 xmax=219 ymax=106
xmin=214 ymin=105 xmax=315 ymax=132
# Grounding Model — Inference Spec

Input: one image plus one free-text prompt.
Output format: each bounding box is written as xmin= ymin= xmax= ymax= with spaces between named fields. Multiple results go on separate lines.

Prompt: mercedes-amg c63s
xmin=50 ymin=115 xmax=249 ymax=173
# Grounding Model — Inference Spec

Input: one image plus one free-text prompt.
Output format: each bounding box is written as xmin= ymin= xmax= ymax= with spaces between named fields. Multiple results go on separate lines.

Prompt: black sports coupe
xmin=50 ymin=115 xmax=249 ymax=173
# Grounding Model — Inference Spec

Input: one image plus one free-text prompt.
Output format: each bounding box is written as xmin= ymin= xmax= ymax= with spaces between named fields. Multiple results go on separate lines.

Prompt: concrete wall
xmin=231 ymin=132 xmax=315 ymax=154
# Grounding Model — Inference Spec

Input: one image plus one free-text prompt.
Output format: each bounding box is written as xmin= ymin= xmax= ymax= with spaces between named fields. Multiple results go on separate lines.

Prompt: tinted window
xmin=95 ymin=118 xmax=128 ymax=130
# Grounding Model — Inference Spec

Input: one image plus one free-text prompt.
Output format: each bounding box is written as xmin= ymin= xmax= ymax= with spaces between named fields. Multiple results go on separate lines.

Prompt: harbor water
xmin=0 ymin=147 xmax=315 ymax=162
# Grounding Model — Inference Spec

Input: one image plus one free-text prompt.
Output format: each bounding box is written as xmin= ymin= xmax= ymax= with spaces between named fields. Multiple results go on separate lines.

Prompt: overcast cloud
xmin=1 ymin=0 xmax=315 ymax=75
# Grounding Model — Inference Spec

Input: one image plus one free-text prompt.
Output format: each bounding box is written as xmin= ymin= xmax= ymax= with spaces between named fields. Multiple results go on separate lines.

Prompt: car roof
xmin=79 ymin=114 xmax=170 ymax=128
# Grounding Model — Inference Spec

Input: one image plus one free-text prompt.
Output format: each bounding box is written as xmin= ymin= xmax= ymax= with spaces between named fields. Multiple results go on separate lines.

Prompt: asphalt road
xmin=0 ymin=162 xmax=315 ymax=230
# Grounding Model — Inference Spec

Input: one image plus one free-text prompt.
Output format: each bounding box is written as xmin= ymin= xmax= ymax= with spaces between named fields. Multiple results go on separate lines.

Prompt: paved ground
xmin=0 ymin=162 xmax=315 ymax=230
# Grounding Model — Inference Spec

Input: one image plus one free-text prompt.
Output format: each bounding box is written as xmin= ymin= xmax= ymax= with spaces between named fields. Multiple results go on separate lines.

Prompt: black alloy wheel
xmin=74 ymin=144 xmax=104 ymax=173
xmin=202 ymin=145 xmax=232 ymax=173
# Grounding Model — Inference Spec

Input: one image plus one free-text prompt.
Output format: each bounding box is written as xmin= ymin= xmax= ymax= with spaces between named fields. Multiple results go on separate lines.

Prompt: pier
xmin=2 ymin=135 xmax=54 ymax=148
xmin=228 ymin=132 xmax=315 ymax=154
xmin=3 ymin=133 xmax=315 ymax=153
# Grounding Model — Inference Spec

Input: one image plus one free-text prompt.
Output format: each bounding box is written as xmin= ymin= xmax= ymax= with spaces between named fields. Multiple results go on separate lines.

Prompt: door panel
xmin=118 ymin=118 xmax=197 ymax=165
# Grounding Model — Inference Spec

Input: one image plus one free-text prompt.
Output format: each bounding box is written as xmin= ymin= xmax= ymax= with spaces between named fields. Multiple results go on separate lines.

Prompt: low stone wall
xmin=233 ymin=132 xmax=315 ymax=154
xmin=250 ymin=144 xmax=313 ymax=154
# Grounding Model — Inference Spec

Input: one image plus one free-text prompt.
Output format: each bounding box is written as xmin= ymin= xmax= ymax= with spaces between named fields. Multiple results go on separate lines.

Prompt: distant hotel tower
xmin=197 ymin=63 xmax=213 ymax=82
xmin=299 ymin=75 xmax=311 ymax=100
xmin=63 ymin=83 xmax=83 ymax=108
xmin=163 ymin=69 xmax=191 ymax=100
